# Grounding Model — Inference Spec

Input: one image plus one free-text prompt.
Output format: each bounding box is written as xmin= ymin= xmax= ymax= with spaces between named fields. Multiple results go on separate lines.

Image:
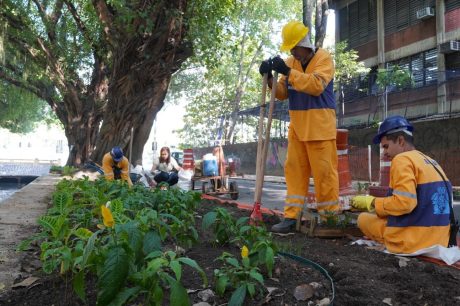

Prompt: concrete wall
xmin=194 ymin=117 xmax=460 ymax=185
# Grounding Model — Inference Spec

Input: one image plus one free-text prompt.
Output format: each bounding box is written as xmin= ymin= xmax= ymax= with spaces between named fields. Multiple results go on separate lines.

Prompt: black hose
xmin=277 ymin=251 xmax=335 ymax=305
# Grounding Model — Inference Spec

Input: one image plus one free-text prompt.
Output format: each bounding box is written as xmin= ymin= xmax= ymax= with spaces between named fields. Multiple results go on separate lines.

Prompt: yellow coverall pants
xmin=284 ymin=129 xmax=339 ymax=219
xmin=357 ymin=213 xmax=386 ymax=243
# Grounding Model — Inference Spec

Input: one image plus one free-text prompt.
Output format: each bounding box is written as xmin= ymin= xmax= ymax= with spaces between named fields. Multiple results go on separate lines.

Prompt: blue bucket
xmin=203 ymin=159 xmax=218 ymax=176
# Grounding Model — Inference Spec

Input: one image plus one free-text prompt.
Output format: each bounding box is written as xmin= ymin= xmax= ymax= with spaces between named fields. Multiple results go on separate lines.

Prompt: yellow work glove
xmin=351 ymin=195 xmax=375 ymax=212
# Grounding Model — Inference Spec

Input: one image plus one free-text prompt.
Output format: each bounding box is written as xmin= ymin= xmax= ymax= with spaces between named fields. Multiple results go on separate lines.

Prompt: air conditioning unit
xmin=416 ymin=7 xmax=435 ymax=19
xmin=440 ymin=41 xmax=460 ymax=53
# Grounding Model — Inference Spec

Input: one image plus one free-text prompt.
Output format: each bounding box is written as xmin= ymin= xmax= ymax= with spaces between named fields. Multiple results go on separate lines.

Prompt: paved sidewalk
xmin=0 ymin=175 xmax=60 ymax=290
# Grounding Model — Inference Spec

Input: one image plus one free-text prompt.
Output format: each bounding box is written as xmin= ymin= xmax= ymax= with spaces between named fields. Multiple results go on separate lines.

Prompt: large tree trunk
xmin=92 ymin=80 xmax=170 ymax=164
xmin=303 ymin=0 xmax=314 ymax=31
xmin=315 ymin=0 xmax=329 ymax=48
xmin=91 ymin=0 xmax=191 ymax=164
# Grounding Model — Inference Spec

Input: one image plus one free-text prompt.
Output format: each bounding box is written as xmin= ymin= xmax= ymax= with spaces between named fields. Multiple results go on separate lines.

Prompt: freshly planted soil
xmin=1 ymin=198 xmax=460 ymax=306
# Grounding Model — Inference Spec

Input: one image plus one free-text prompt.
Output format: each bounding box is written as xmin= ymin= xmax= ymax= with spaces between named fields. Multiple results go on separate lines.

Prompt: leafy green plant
xmin=21 ymin=178 xmax=205 ymax=305
xmin=376 ymin=65 xmax=413 ymax=91
xmin=127 ymin=250 xmax=208 ymax=306
xmin=49 ymin=165 xmax=63 ymax=173
xmin=214 ymin=250 xmax=265 ymax=306
xmin=202 ymin=207 xmax=238 ymax=244
xmin=62 ymin=166 xmax=78 ymax=176
xmin=357 ymin=182 xmax=370 ymax=194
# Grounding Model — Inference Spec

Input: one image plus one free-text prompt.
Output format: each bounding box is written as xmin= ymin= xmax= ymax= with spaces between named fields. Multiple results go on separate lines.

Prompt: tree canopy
xmin=174 ymin=0 xmax=301 ymax=147
xmin=1 ymin=0 xmax=235 ymax=165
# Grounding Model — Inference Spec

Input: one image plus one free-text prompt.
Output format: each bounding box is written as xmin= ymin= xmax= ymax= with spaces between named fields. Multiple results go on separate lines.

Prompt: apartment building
xmin=330 ymin=0 xmax=460 ymax=126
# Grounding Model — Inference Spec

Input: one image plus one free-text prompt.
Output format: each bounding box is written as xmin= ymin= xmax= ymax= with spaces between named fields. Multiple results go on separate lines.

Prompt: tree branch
xmin=64 ymin=0 xmax=102 ymax=57
xmin=0 ymin=68 xmax=59 ymax=112
xmin=91 ymin=0 xmax=116 ymax=45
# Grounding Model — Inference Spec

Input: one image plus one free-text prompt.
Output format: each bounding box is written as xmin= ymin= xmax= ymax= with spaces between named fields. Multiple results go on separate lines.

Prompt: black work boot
xmin=271 ymin=218 xmax=297 ymax=233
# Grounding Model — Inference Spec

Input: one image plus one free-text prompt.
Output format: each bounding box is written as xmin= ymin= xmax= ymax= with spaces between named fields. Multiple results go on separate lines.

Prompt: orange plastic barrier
xmin=182 ymin=149 xmax=195 ymax=171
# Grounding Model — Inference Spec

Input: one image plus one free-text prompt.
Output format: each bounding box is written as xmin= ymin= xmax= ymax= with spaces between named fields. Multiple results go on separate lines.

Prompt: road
xmin=192 ymin=177 xmax=286 ymax=211
xmin=193 ymin=177 xmax=460 ymax=222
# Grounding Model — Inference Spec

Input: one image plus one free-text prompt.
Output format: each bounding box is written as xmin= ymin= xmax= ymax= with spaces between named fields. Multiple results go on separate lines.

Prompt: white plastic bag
xmin=177 ymin=169 xmax=194 ymax=191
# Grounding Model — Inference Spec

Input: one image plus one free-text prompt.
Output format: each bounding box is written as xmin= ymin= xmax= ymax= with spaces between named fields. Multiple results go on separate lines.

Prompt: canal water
xmin=0 ymin=183 xmax=21 ymax=203
xmin=0 ymin=177 xmax=39 ymax=203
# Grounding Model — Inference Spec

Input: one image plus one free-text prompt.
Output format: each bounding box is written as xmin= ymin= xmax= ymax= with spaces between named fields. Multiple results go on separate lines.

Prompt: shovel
xmin=250 ymin=71 xmax=278 ymax=225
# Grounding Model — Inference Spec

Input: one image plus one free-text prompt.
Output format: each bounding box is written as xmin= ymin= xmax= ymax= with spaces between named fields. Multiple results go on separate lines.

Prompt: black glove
xmin=259 ymin=59 xmax=273 ymax=78
xmin=271 ymin=56 xmax=290 ymax=76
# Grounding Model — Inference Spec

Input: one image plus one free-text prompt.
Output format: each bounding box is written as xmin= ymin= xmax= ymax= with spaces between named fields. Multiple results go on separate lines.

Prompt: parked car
xmin=171 ymin=150 xmax=184 ymax=167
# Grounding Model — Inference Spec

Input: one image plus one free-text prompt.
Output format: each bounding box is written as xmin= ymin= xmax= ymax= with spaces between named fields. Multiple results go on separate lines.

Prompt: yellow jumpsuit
xmin=102 ymin=152 xmax=133 ymax=187
xmin=358 ymin=150 xmax=451 ymax=254
xmin=274 ymin=48 xmax=339 ymax=218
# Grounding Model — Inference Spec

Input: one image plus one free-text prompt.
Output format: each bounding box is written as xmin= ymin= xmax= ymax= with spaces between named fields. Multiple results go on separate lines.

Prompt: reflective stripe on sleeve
xmin=392 ymin=189 xmax=417 ymax=199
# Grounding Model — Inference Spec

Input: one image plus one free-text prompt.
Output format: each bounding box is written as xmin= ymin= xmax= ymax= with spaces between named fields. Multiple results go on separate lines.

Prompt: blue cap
xmin=373 ymin=115 xmax=414 ymax=144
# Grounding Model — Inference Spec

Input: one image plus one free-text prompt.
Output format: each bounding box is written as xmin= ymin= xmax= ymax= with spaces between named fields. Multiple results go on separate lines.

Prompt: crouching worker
xmin=151 ymin=146 xmax=183 ymax=187
xmin=102 ymin=146 xmax=133 ymax=187
xmin=351 ymin=116 xmax=454 ymax=254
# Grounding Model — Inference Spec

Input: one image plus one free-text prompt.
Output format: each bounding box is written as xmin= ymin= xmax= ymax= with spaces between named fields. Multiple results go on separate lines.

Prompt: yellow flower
xmin=101 ymin=205 xmax=114 ymax=228
xmin=241 ymin=245 xmax=249 ymax=258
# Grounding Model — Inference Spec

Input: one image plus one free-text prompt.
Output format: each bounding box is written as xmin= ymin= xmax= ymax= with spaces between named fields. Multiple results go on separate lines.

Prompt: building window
xmin=338 ymin=0 xmax=377 ymax=48
xmin=56 ymin=140 xmax=63 ymax=154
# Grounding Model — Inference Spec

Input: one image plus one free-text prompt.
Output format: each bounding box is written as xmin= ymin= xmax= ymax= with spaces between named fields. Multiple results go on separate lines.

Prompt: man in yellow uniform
xmin=102 ymin=146 xmax=133 ymax=187
xmin=352 ymin=116 xmax=454 ymax=253
xmin=259 ymin=20 xmax=339 ymax=233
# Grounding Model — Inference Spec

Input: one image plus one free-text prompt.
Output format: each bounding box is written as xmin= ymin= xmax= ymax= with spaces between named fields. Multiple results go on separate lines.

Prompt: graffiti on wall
xmin=266 ymin=141 xmax=288 ymax=170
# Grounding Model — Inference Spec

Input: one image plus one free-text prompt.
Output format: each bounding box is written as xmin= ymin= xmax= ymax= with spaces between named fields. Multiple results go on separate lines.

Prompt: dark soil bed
xmin=1 ymin=198 xmax=460 ymax=306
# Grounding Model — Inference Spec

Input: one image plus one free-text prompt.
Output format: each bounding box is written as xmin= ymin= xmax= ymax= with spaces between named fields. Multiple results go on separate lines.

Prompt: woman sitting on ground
xmin=151 ymin=146 xmax=183 ymax=186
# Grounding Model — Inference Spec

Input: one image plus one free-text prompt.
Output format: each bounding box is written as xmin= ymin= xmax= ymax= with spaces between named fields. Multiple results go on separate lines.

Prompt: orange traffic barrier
xmin=183 ymin=149 xmax=195 ymax=171
xmin=369 ymin=147 xmax=390 ymax=197
xmin=336 ymin=129 xmax=356 ymax=196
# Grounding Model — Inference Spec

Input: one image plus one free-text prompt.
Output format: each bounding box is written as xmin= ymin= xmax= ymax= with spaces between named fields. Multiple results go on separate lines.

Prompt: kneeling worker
xmin=102 ymin=146 xmax=133 ymax=187
xmin=352 ymin=116 xmax=454 ymax=253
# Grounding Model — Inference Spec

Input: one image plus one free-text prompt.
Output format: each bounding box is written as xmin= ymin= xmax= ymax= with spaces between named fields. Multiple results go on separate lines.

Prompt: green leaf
xmin=145 ymin=250 xmax=163 ymax=259
xmin=97 ymin=246 xmax=129 ymax=306
xmin=238 ymin=225 xmax=251 ymax=233
xmin=202 ymin=211 xmax=217 ymax=229
xmin=82 ymin=232 xmax=98 ymax=268
xmin=52 ymin=191 xmax=72 ymax=214
xmin=226 ymin=257 xmax=240 ymax=267
xmin=143 ymin=230 xmax=162 ymax=255
xmin=119 ymin=222 xmax=143 ymax=254
xmin=178 ymin=257 xmax=208 ymax=287
xmin=107 ymin=286 xmax=141 ymax=306
xmin=228 ymin=284 xmax=247 ymax=306
xmin=151 ymin=284 xmax=164 ymax=305
xmin=37 ymin=216 xmax=66 ymax=238
xmin=72 ymin=270 xmax=86 ymax=302
xmin=147 ymin=258 xmax=167 ymax=272
xmin=236 ymin=217 xmax=249 ymax=227
xmin=169 ymin=260 xmax=182 ymax=281
xmin=249 ymin=270 xmax=264 ymax=284
xmin=265 ymin=247 xmax=274 ymax=276
xmin=74 ymin=228 xmax=93 ymax=240
xmin=247 ymin=283 xmax=255 ymax=297
xmin=170 ymin=280 xmax=191 ymax=306
xmin=216 ymin=275 xmax=228 ymax=295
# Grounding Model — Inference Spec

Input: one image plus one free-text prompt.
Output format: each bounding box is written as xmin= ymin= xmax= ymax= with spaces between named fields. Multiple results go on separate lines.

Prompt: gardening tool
xmin=250 ymin=71 xmax=278 ymax=225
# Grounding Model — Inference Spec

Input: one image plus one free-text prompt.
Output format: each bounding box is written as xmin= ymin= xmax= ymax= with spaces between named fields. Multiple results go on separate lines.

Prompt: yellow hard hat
xmin=280 ymin=21 xmax=309 ymax=52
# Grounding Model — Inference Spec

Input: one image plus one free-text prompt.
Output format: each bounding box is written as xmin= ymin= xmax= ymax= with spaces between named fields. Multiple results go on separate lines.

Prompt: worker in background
xmin=213 ymin=145 xmax=226 ymax=177
xmin=151 ymin=146 xmax=183 ymax=186
xmin=211 ymin=145 xmax=226 ymax=189
xmin=259 ymin=20 xmax=339 ymax=233
xmin=351 ymin=115 xmax=454 ymax=253
xmin=102 ymin=146 xmax=133 ymax=186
